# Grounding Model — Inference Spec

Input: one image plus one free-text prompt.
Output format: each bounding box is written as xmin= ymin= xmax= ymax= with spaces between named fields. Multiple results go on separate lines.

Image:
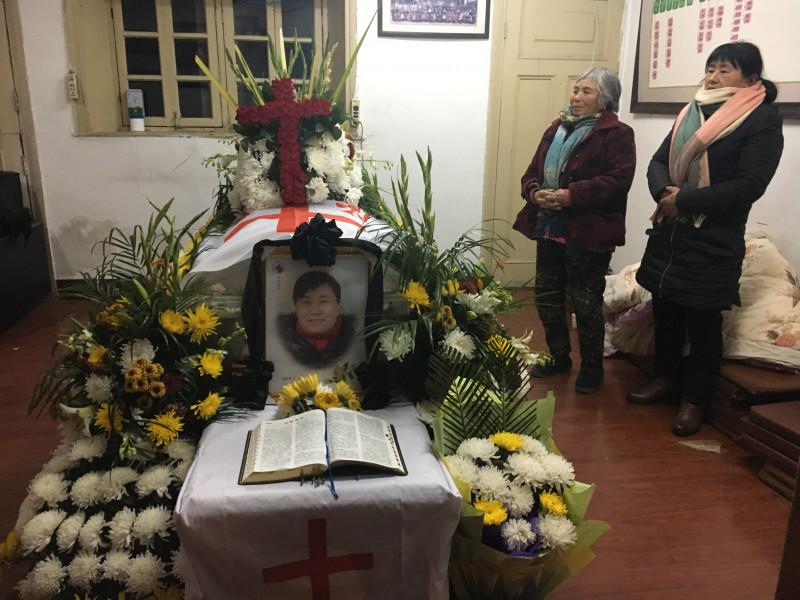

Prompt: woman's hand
xmin=532 ymin=188 xmax=568 ymax=209
xmin=650 ymin=186 xmax=681 ymax=223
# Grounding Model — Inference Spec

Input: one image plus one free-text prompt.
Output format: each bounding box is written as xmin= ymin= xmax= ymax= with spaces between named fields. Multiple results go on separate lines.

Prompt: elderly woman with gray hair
xmin=514 ymin=67 xmax=636 ymax=393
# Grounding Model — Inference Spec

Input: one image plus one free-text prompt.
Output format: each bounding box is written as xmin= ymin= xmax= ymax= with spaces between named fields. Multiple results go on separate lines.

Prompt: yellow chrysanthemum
xmin=124 ymin=367 xmax=143 ymax=382
xmin=94 ymin=402 xmax=124 ymax=433
xmin=488 ymin=334 xmax=512 ymax=356
xmin=315 ymin=391 xmax=342 ymax=410
xmin=159 ymin=310 xmax=185 ymax=334
xmin=146 ymin=411 xmax=184 ymax=446
xmin=133 ymin=376 xmax=150 ymax=393
xmin=539 ymin=492 xmax=568 ymax=517
xmin=293 ymin=373 xmax=319 ymax=396
xmin=149 ymin=381 xmax=167 ymax=399
xmin=87 ymin=345 xmax=108 ymax=366
xmin=192 ymin=392 xmax=223 ymax=420
xmin=490 ymin=432 xmax=524 ymax=452
xmin=184 ymin=303 xmax=219 ymax=343
xmin=403 ymin=280 xmax=430 ymax=313
xmin=152 ymin=586 xmax=184 ymax=600
xmin=198 ymin=351 xmax=223 ymax=379
xmin=143 ymin=363 xmax=160 ymax=379
xmin=335 ymin=381 xmax=361 ymax=411
xmin=473 ymin=499 xmax=508 ymax=526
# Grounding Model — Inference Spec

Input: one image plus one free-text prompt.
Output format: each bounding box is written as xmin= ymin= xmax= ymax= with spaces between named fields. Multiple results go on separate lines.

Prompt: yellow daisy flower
xmin=146 ymin=411 xmax=184 ymax=446
xmin=335 ymin=381 xmax=361 ymax=411
xmin=159 ymin=310 xmax=185 ymax=334
xmin=124 ymin=367 xmax=143 ymax=382
xmin=293 ymin=373 xmax=319 ymax=396
xmin=490 ymin=432 xmax=524 ymax=452
xmin=143 ymin=363 xmax=160 ymax=379
xmin=198 ymin=351 xmax=223 ymax=379
xmin=133 ymin=376 xmax=150 ymax=393
xmin=192 ymin=392 xmax=223 ymax=420
xmin=539 ymin=492 xmax=568 ymax=517
xmin=473 ymin=499 xmax=508 ymax=526
xmin=278 ymin=382 xmax=301 ymax=411
xmin=87 ymin=345 xmax=108 ymax=366
xmin=402 ymin=281 xmax=430 ymax=313
xmin=184 ymin=303 xmax=219 ymax=343
xmin=123 ymin=380 xmax=137 ymax=394
xmin=94 ymin=402 xmax=124 ymax=433
xmin=314 ymin=391 xmax=342 ymax=410
xmin=135 ymin=358 xmax=151 ymax=369
xmin=149 ymin=381 xmax=167 ymax=399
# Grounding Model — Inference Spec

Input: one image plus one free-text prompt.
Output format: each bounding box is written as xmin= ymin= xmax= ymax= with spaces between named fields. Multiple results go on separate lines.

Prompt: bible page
xmin=253 ymin=410 xmax=327 ymax=472
xmin=327 ymin=408 xmax=402 ymax=470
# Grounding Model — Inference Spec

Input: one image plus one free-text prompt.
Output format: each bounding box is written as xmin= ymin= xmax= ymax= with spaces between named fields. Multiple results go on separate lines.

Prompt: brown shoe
xmin=626 ymin=377 xmax=674 ymax=405
xmin=671 ymin=401 xmax=705 ymax=437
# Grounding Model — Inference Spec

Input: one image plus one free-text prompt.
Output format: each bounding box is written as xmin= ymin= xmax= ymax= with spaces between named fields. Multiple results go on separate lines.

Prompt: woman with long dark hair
xmin=628 ymin=42 xmax=784 ymax=436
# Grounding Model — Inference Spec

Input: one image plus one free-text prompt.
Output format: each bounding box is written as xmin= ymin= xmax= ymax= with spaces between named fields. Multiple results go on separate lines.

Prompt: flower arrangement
xmin=196 ymin=21 xmax=373 ymax=215
xmin=5 ymin=202 xmax=256 ymax=599
xmin=276 ymin=373 xmax=361 ymax=416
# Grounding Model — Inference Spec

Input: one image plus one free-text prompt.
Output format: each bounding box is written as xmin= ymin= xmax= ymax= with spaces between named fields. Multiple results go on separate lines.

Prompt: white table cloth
xmin=175 ymin=403 xmax=462 ymax=600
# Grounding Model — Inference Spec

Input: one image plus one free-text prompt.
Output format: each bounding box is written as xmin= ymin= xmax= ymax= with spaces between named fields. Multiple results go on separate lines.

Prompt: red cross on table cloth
xmin=223 ymin=204 xmax=370 ymax=242
xmin=236 ymin=78 xmax=331 ymax=205
xmin=262 ymin=518 xmax=374 ymax=600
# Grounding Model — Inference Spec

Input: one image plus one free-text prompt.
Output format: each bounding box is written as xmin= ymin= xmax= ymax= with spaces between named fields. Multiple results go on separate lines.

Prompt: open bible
xmin=239 ymin=408 xmax=407 ymax=484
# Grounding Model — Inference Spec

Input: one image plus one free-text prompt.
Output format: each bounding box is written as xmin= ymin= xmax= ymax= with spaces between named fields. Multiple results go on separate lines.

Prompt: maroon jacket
xmin=513 ymin=110 xmax=636 ymax=249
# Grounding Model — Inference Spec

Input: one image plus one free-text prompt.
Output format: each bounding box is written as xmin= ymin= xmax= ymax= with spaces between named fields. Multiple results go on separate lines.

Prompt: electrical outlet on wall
xmin=351 ymin=96 xmax=360 ymax=124
xmin=66 ymin=70 xmax=80 ymax=100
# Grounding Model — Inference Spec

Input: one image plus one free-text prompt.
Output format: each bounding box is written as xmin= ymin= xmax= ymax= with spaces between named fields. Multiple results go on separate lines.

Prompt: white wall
xmin=18 ymin=0 xmax=224 ymax=280
xmin=613 ymin=0 xmax=800 ymax=273
xmin=354 ymin=4 xmax=491 ymax=249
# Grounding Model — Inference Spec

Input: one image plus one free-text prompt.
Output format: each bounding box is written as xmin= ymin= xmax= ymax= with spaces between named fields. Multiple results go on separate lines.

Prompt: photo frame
xmin=377 ymin=0 xmax=491 ymax=39
xmin=631 ymin=0 xmax=800 ymax=118
xmin=261 ymin=246 xmax=376 ymax=392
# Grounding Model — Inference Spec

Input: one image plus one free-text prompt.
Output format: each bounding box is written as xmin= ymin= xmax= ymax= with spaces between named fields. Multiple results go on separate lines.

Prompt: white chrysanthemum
xmin=136 ymin=465 xmax=173 ymax=498
xmin=126 ymin=551 xmax=166 ymax=597
xmin=21 ymin=509 xmax=66 ymax=553
xmin=84 ymin=374 xmax=112 ymax=403
xmin=443 ymin=455 xmax=479 ymax=488
xmin=520 ymin=435 xmax=548 ymax=458
xmin=173 ymin=460 xmax=192 ymax=482
xmin=166 ymin=439 xmax=197 ymax=463
xmin=506 ymin=453 xmax=548 ymax=489
xmin=78 ymin=513 xmax=105 ymax=552
xmin=378 ymin=327 xmax=414 ymax=361
xmin=306 ymin=176 xmax=329 ymax=203
xmin=344 ymin=186 xmax=363 ymax=205
xmin=55 ymin=511 xmax=86 ymax=552
xmin=456 ymin=438 xmax=498 ymax=462
xmin=15 ymin=493 xmax=45 ymax=532
xmin=17 ymin=554 xmax=65 ymax=599
xmin=306 ymin=146 xmax=333 ymax=175
xmin=539 ymin=514 xmax=577 ymax=551
xmin=442 ymin=328 xmax=476 ymax=359
xmin=539 ymin=454 xmax=575 ymax=489
xmin=108 ymin=507 xmax=136 ymax=549
xmin=132 ymin=506 xmax=172 ymax=546
xmin=118 ymin=338 xmax=156 ymax=370
xmin=69 ymin=435 xmax=107 ymax=462
xmin=506 ymin=484 xmax=535 ymax=518
xmin=70 ymin=472 xmax=104 ymax=508
xmin=457 ymin=290 xmax=501 ymax=315
xmin=171 ymin=547 xmax=187 ymax=582
xmin=67 ymin=551 xmax=102 ymax=591
xmin=104 ymin=467 xmax=139 ymax=501
xmin=41 ymin=447 xmax=73 ymax=474
xmin=501 ymin=518 xmax=537 ymax=552
xmin=348 ymin=167 xmax=363 ymax=188
xmin=473 ymin=466 xmax=510 ymax=501
xmin=29 ymin=472 xmax=69 ymax=507
xmin=101 ymin=550 xmax=131 ymax=583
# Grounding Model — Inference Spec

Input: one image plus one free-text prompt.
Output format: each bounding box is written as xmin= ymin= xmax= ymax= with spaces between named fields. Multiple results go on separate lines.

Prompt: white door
xmin=486 ymin=0 xmax=625 ymax=284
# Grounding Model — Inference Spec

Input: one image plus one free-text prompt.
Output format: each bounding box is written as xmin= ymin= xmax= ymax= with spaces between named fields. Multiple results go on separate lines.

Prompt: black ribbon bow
xmin=289 ymin=213 xmax=343 ymax=267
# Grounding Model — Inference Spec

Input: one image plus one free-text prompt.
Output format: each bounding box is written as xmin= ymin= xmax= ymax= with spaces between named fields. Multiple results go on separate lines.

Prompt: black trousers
xmin=534 ymin=239 xmax=612 ymax=367
xmin=652 ymin=296 xmax=723 ymax=406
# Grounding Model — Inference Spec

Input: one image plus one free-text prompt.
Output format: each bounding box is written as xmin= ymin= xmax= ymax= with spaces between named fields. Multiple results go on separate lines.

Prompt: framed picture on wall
xmin=631 ymin=0 xmax=800 ymax=118
xmin=264 ymin=247 xmax=372 ymax=392
xmin=377 ymin=0 xmax=491 ymax=39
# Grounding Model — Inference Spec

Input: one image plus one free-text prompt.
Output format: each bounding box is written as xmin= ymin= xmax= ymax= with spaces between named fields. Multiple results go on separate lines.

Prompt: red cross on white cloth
xmin=224 ymin=204 xmax=370 ymax=242
xmin=262 ymin=518 xmax=374 ymax=600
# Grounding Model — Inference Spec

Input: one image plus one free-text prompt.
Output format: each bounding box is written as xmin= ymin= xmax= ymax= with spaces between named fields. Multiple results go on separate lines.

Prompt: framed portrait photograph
xmin=631 ymin=0 xmax=800 ymax=118
xmin=377 ymin=0 xmax=491 ymax=39
xmin=264 ymin=247 xmax=373 ymax=391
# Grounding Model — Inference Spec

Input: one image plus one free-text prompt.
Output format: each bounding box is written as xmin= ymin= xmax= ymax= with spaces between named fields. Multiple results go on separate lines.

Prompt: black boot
xmin=575 ymin=363 xmax=603 ymax=394
xmin=626 ymin=377 xmax=675 ymax=405
xmin=531 ymin=355 xmax=572 ymax=378
xmin=671 ymin=400 xmax=705 ymax=436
